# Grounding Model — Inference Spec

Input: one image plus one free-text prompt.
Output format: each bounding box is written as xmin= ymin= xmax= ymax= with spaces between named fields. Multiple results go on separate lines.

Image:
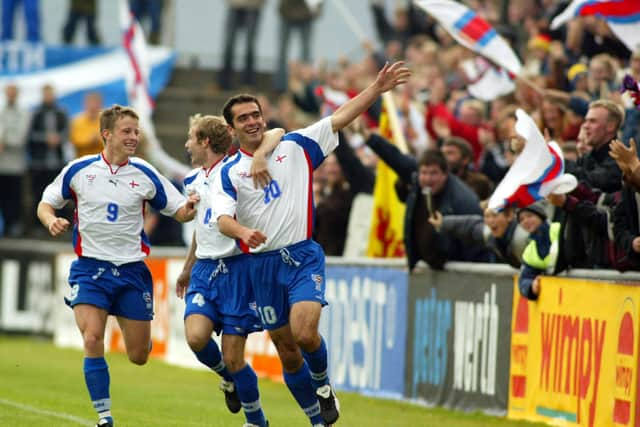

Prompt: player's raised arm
xmin=330 ymin=61 xmax=411 ymax=133
xmin=251 ymin=127 xmax=285 ymax=189
xmin=37 ymin=201 xmax=70 ymax=237
xmin=218 ymin=215 xmax=267 ymax=249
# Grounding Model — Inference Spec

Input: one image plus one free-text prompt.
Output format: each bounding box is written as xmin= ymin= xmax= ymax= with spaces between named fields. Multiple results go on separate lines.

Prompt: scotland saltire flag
xmin=413 ymin=0 xmax=522 ymax=75
xmin=551 ymin=0 xmax=640 ymax=52
xmin=0 ymin=43 xmax=175 ymax=117
xmin=488 ymin=109 xmax=577 ymax=211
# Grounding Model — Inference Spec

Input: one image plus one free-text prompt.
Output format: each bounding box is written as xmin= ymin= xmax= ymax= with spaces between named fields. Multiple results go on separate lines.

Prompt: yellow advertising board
xmin=508 ymin=276 xmax=640 ymax=427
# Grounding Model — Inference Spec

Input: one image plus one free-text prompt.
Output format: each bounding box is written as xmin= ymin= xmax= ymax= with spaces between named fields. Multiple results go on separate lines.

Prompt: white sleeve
xmin=284 ymin=117 xmax=338 ymax=169
xmin=41 ymin=164 xmax=71 ymax=209
xmin=157 ymin=172 xmax=186 ymax=216
xmin=212 ymin=166 xmax=237 ymax=220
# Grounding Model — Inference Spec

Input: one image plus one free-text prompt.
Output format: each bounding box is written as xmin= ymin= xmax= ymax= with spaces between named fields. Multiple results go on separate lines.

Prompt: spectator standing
xmin=1 ymin=0 xmax=40 ymax=42
xmin=441 ymin=137 xmax=492 ymax=200
xmin=273 ymin=0 xmax=322 ymax=93
xmin=0 ymin=84 xmax=30 ymax=237
xmin=62 ymin=0 xmax=101 ymax=46
xmin=565 ymin=99 xmax=623 ymax=193
xmin=129 ymin=0 xmax=163 ymax=44
xmin=70 ymin=92 xmax=103 ymax=158
xmin=313 ymin=153 xmax=354 ymax=255
xmin=27 ymin=84 xmax=69 ymax=226
xmin=364 ymin=130 xmax=489 ymax=270
xmin=218 ymin=0 xmax=265 ymax=90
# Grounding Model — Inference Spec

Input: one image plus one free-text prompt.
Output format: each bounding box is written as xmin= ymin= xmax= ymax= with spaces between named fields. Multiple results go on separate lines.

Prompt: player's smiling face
xmin=104 ymin=116 xmax=139 ymax=160
xmin=230 ymin=102 xmax=266 ymax=151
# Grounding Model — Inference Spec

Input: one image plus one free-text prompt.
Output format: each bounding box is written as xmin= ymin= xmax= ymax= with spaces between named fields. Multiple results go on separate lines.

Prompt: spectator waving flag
xmin=366 ymin=93 xmax=407 ymax=258
xmin=118 ymin=0 xmax=189 ymax=178
xmin=460 ymin=57 xmax=516 ymax=101
xmin=551 ymin=0 xmax=640 ymax=52
xmin=488 ymin=109 xmax=577 ymax=211
xmin=413 ymin=0 xmax=522 ymax=76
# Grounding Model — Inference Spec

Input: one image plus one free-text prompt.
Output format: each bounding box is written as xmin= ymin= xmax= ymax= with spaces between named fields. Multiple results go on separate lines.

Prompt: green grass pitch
xmin=0 ymin=336 xmax=547 ymax=427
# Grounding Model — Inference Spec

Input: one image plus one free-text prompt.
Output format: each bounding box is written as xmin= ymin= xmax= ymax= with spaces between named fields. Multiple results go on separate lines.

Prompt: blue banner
xmin=320 ymin=265 xmax=408 ymax=398
xmin=0 ymin=42 xmax=175 ymax=117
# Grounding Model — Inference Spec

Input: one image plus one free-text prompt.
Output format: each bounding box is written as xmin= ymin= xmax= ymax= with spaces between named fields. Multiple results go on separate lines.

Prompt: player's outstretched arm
xmin=218 ymin=214 xmax=267 ymax=249
xmin=173 ymin=193 xmax=200 ymax=223
xmin=37 ymin=201 xmax=70 ymax=237
xmin=176 ymin=231 xmax=197 ymax=298
xmin=251 ymin=127 xmax=286 ymax=189
xmin=330 ymin=61 xmax=411 ymax=133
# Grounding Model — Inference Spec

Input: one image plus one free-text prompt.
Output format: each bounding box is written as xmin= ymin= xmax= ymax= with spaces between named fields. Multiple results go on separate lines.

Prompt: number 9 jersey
xmin=41 ymin=153 xmax=186 ymax=264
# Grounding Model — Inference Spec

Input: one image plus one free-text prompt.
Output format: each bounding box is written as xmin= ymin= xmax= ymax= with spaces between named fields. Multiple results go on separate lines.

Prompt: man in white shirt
xmin=176 ymin=114 xmax=282 ymax=427
xmin=215 ymin=61 xmax=411 ymax=426
xmin=37 ymin=105 xmax=198 ymax=427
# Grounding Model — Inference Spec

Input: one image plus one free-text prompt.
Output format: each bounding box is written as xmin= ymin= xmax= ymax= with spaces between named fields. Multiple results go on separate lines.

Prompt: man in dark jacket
xmin=565 ymin=99 xmax=623 ymax=193
xmin=365 ymin=132 xmax=490 ymax=270
xmin=27 ymin=84 xmax=69 ymax=226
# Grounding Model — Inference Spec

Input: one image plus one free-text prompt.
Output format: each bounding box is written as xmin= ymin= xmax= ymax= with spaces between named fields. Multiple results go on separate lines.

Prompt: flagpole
xmin=382 ymin=92 xmax=409 ymax=154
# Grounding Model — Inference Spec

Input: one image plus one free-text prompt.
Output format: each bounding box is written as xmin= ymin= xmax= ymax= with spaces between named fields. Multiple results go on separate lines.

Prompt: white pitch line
xmin=0 ymin=398 xmax=94 ymax=426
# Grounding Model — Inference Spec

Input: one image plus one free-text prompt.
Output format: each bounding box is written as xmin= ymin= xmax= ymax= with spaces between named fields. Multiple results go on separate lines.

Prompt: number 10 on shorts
xmin=257 ymin=305 xmax=277 ymax=325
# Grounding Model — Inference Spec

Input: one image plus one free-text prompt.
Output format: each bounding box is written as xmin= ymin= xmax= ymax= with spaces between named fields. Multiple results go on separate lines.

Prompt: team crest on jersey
xmin=238 ymin=171 xmax=251 ymax=178
xmin=85 ymin=174 xmax=96 ymax=183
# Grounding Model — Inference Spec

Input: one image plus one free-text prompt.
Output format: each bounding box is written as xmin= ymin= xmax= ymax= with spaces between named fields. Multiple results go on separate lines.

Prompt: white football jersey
xmin=41 ymin=153 xmax=186 ymax=264
xmin=183 ymin=157 xmax=241 ymax=260
xmin=214 ymin=117 xmax=338 ymax=252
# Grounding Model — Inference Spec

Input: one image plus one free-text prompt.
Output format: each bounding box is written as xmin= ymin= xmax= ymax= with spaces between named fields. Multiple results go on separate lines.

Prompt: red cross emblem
xmin=129 ymin=180 xmax=140 ymax=188
xmin=276 ymin=154 xmax=287 ymax=163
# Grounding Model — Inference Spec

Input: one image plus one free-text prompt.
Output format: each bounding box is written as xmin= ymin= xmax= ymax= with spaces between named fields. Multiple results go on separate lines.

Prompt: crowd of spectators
xmin=262 ymin=0 xmax=640 ymax=300
xmin=2 ymin=1 xmax=640 ymax=300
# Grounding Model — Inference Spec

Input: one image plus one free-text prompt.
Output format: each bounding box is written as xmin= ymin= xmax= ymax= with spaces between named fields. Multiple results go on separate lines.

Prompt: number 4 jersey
xmin=213 ymin=116 xmax=338 ymax=253
xmin=41 ymin=153 xmax=186 ymax=264
xmin=183 ymin=156 xmax=241 ymax=260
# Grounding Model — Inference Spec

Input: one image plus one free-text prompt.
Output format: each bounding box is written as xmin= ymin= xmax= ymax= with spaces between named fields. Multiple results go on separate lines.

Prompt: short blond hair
xmin=588 ymin=99 xmax=625 ymax=129
xmin=190 ymin=114 xmax=232 ymax=154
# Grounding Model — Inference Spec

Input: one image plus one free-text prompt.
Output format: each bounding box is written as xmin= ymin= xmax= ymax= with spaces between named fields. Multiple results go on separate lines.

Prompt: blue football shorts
xmin=184 ymin=254 xmax=262 ymax=337
xmin=248 ymin=239 xmax=327 ymax=330
xmin=66 ymin=257 xmax=154 ymax=321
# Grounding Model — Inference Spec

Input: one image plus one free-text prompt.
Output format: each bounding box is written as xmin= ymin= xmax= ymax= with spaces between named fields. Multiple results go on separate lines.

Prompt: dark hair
xmin=222 ymin=94 xmax=262 ymax=126
xmin=442 ymin=136 xmax=473 ymax=162
xmin=418 ymin=149 xmax=448 ymax=173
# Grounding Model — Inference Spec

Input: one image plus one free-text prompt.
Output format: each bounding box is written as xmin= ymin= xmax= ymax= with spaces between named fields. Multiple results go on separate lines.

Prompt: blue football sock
xmin=194 ymin=339 xmax=232 ymax=382
xmin=301 ymin=336 xmax=329 ymax=389
xmin=230 ymin=364 xmax=267 ymax=426
xmin=83 ymin=357 xmax=112 ymax=421
xmin=283 ymin=363 xmax=323 ymax=425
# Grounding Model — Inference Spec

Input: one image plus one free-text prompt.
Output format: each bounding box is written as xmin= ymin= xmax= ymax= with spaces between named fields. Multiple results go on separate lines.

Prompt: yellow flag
xmin=366 ymin=94 xmax=407 ymax=258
